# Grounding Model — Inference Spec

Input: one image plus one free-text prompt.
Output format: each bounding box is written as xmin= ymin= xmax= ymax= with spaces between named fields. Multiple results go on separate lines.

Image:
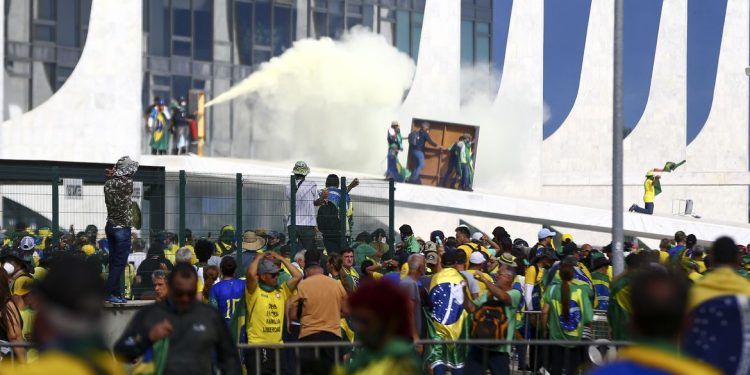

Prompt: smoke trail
xmin=206 ymin=27 xmax=415 ymax=174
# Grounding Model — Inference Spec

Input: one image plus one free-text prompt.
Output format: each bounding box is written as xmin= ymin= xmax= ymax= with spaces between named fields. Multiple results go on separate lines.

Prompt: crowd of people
xmin=0 ymin=158 xmax=748 ymax=375
xmin=386 ymin=121 xmax=476 ymax=191
xmin=144 ymin=96 xmax=199 ymax=156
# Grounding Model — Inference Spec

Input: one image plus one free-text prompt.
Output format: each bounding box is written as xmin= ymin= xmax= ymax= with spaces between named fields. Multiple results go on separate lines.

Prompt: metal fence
xmin=0 ymin=160 xmax=396 ymax=259
xmin=0 ymin=338 xmax=626 ymax=374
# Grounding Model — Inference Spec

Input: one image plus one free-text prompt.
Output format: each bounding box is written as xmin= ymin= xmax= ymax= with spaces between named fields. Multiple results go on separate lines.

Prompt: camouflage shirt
xmin=105 ymin=176 xmax=133 ymax=227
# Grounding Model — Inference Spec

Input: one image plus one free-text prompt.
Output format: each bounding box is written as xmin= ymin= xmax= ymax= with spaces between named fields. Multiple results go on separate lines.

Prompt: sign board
xmin=63 ymin=178 xmax=83 ymax=199
xmin=131 ymin=181 xmax=143 ymax=206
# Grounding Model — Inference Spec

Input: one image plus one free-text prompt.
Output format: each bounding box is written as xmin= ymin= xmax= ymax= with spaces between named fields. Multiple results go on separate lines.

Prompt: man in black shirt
xmin=407 ymin=122 xmax=440 ymax=184
xmin=115 ymin=263 xmax=241 ymax=375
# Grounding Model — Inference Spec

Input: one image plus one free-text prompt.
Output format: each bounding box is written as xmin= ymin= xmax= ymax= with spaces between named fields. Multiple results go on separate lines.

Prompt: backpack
xmin=317 ymin=201 xmax=340 ymax=232
xmin=471 ymin=302 xmax=509 ymax=340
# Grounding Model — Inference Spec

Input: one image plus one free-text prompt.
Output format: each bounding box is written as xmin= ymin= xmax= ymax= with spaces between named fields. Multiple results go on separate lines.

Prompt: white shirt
xmin=285 ymin=179 xmax=320 ymax=227
xmin=128 ymin=252 xmax=146 ymax=272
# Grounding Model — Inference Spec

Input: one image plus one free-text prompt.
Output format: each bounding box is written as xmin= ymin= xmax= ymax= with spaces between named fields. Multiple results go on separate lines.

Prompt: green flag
xmin=661 ymin=160 xmax=686 ymax=173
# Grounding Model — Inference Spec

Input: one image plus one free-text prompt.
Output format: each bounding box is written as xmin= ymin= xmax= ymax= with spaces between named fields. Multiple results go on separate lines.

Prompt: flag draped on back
xmin=428 ymin=268 xmax=468 ymax=340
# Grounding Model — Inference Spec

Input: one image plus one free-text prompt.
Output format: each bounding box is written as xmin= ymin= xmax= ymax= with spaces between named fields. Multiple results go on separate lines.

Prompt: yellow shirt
xmin=245 ymin=283 xmax=291 ymax=344
xmin=0 ymin=351 xmax=126 ymax=375
xmin=643 ymin=178 xmax=655 ymax=203
xmin=688 ymin=272 xmax=703 ymax=282
xmin=466 ymin=269 xmax=492 ymax=295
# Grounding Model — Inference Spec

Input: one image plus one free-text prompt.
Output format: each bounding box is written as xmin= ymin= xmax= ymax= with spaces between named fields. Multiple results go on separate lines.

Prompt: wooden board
xmin=406 ymin=118 xmax=479 ymax=188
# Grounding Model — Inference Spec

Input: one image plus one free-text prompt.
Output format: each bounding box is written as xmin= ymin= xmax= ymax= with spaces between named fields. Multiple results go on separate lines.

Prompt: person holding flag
xmin=424 ymin=251 xmax=469 ymax=374
xmin=629 ymin=170 xmax=660 ymax=215
xmin=629 ymin=160 xmax=685 ymax=215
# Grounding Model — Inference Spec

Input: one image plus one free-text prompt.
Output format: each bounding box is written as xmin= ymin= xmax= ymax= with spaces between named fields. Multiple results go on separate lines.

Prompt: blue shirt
xmin=208 ymin=278 xmax=245 ymax=325
xmin=326 ymin=187 xmax=351 ymax=208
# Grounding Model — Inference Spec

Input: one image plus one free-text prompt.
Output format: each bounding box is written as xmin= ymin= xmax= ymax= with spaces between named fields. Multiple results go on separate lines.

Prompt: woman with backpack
xmin=541 ymin=257 xmax=594 ymax=375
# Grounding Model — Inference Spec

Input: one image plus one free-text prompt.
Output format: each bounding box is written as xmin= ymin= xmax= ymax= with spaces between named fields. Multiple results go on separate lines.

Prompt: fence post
xmin=388 ymin=178 xmax=395 ymax=257
xmin=339 ymin=176 xmax=347 ymax=250
xmin=51 ymin=166 xmax=60 ymax=243
xmin=179 ymin=170 xmax=186 ymax=247
xmin=235 ymin=173 xmax=243 ymax=277
xmin=289 ymin=175 xmax=297 ymax=255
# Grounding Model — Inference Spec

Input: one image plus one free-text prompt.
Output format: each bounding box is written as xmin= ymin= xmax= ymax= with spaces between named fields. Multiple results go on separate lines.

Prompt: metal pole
xmin=388 ymin=178 xmax=395 ymax=258
xmin=179 ymin=170 xmax=186 ymax=247
xmin=51 ymin=166 xmax=59 ymax=244
xmin=339 ymin=176 xmax=347 ymax=250
xmin=236 ymin=173 xmax=243 ymax=277
xmin=612 ymin=0 xmax=625 ymax=276
xmin=290 ymin=175 xmax=298 ymax=255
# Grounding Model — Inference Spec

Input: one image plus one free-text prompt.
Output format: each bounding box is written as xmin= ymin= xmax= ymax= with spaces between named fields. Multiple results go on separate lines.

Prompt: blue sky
xmin=492 ymin=0 xmax=728 ymax=143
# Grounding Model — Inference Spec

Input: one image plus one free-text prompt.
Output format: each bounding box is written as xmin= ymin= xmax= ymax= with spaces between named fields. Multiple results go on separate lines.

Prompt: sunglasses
xmin=266 ymin=272 xmax=280 ymax=278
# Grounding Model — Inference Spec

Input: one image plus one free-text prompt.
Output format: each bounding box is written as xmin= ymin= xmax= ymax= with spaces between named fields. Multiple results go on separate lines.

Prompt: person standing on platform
xmin=147 ymin=99 xmax=171 ymax=155
xmin=285 ymin=161 xmax=325 ymax=252
xmin=407 ymin=122 xmax=440 ymax=184
xmin=104 ymin=156 xmax=138 ymax=304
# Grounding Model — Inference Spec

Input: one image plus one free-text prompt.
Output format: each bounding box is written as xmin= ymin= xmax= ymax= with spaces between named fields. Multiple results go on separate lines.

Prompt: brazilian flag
xmin=424 ymin=268 xmax=469 ymax=370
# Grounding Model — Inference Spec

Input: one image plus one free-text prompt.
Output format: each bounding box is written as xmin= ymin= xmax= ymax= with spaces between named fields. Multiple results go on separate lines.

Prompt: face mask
xmin=259 ymin=283 xmax=276 ymax=293
xmin=3 ymin=263 xmax=15 ymax=275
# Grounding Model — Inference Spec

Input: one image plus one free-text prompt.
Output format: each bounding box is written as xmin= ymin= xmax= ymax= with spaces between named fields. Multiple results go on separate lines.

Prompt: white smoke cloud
xmin=206 ymin=27 xmax=415 ymax=174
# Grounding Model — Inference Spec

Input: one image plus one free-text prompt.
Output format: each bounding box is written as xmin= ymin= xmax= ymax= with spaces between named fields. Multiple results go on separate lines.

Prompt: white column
xmin=0 ymin=1 xmax=142 ymax=163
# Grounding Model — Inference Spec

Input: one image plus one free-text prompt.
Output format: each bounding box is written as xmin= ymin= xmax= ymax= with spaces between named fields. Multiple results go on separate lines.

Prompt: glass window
xmin=172 ymin=75 xmax=192 ymax=100
xmin=255 ymin=0 xmax=272 ymax=46
xmin=34 ymin=25 xmax=56 ymax=42
xmin=153 ymin=75 xmax=171 ymax=87
xmin=329 ymin=13 xmax=344 ymax=38
xmin=476 ymin=34 xmax=490 ymax=65
xmin=36 ymin=0 xmax=56 ymax=20
xmin=313 ymin=11 xmax=327 ymax=38
xmin=194 ymin=0 xmax=213 ymax=61
xmin=395 ymin=10 xmax=410 ymax=55
xmin=235 ymin=1 xmax=253 ymax=65
xmin=173 ymin=40 xmax=191 ymax=56
xmin=361 ymin=5 xmax=375 ymax=30
xmin=273 ymin=6 xmax=291 ymax=56
xmin=253 ymin=49 xmax=272 ymax=65
xmin=57 ymin=0 xmax=78 ymax=47
xmin=148 ymin=0 xmax=170 ymax=56
xmin=410 ymin=12 xmax=422 ymax=61
xmin=173 ymin=9 xmax=191 ymax=37
xmin=193 ymin=79 xmax=206 ymax=90
xmin=461 ymin=20 xmax=474 ymax=65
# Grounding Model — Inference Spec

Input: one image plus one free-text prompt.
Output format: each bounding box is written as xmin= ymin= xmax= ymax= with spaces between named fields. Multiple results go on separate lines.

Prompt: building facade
xmin=3 ymin=0 xmax=493 ymax=156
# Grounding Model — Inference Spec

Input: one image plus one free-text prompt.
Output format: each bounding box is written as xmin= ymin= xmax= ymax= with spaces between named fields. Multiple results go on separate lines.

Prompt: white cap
xmin=469 ymin=252 xmax=486 ymax=264
xmin=538 ymin=228 xmax=556 ymax=239
xmin=19 ymin=236 xmax=36 ymax=251
xmin=471 ymin=232 xmax=484 ymax=242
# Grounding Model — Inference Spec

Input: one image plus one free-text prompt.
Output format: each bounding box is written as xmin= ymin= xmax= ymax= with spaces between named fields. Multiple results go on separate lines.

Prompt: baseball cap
xmin=423 ymin=241 xmax=438 ymax=253
xmin=19 ymin=236 xmax=35 ymax=251
xmin=471 ymin=232 xmax=484 ymax=242
xmin=258 ymin=259 xmax=280 ymax=275
xmin=424 ymin=251 xmax=438 ymax=266
xmin=538 ymin=228 xmax=556 ymax=239
xmin=561 ymin=233 xmax=573 ymax=243
xmin=14 ymin=276 xmax=33 ymax=296
xmin=469 ymin=252 xmax=486 ymax=265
